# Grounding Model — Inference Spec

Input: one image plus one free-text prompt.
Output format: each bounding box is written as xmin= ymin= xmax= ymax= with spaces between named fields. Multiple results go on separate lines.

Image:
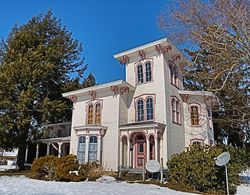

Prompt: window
xmin=137 ymin=99 xmax=144 ymax=122
xmin=172 ymin=98 xmax=176 ymax=123
xmin=78 ymin=136 xmax=86 ymax=164
xmin=136 ymin=96 xmax=155 ymax=122
xmin=87 ymin=104 xmax=94 ymax=124
xmin=95 ymin=103 xmax=101 ymax=124
xmin=87 ymin=102 xmax=102 ymax=125
xmin=170 ymin=63 xmax=178 ymax=87
xmin=171 ymin=97 xmax=181 ymax=124
xmin=191 ymin=138 xmax=203 ymax=145
xmin=89 ymin=136 xmax=97 ymax=162
xmin=136 ymin=61 xmax=153 ymax=85
xmin=207 ymin=107 xmax=211 ymax=118
xmin=176 ymin=100 xmax=180 ymax=124
xmin=145 ymin=62 xmax=152 ymax=82
xmin=146 ymin=97 xmax=154 ymax=120
xmin=191 ymin=105 xmax=199 ymax=125
xmin=137 ymin=64 xmax=143 ymax=84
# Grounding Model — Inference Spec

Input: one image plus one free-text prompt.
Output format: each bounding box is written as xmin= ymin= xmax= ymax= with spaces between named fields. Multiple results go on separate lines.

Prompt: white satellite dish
xmin=215 ymin=152 xmax=230 ymax=166
xmin=145 ymin=160 xmax=160 ymax=173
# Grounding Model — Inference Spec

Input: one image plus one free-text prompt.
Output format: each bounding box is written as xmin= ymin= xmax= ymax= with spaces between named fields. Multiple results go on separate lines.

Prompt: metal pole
xmin=142 ymin=159 xmax=145 ymax=181
xmin=160 ymin=158 xmax=163 ymax=184
xmin=225 ymin=165 xmax=229 ymax=195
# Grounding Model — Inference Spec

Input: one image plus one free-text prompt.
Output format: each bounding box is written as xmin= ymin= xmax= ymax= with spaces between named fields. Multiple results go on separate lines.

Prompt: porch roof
xmin=119 ymin=121 xmax=166 ymax=130
xmin=39 ymin=136 xmax=71 ymax=143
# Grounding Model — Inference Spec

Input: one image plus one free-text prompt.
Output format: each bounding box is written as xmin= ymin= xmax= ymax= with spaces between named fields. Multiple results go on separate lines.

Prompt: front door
xmin=134 ymin=134 xmax=146 ymax=168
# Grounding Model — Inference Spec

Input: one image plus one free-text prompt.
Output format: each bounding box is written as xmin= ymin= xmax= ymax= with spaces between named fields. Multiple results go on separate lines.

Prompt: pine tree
xmin=0 ymin=10 xmax=91 ymax=169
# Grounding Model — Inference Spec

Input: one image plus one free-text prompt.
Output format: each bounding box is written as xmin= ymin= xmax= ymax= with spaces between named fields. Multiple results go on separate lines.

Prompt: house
xmin=35 ymin=38 xmax=218 ymax=171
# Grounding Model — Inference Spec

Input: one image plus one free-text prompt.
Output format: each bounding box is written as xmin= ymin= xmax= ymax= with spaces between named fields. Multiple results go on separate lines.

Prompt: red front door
xmin=134 ymin=134 xmax=146 ymax=168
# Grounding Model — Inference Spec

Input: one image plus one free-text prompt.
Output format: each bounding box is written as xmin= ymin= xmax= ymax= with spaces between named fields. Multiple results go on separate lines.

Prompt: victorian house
xmin=32 ymin=38 xmax=218 ymax=171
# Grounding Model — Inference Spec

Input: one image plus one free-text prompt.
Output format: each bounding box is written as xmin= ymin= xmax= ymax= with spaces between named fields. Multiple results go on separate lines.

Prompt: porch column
xmin=97 ymin=135 xmax=102 ymax=162
xmin=85 ymin=135 xmax=90 ymax=162
xmin=146 ymin=137 xmax=150 ymax=162
xmin=127 ymin=139 xmax=130 ymax=168
xmin=25 ymin=145 xmax=28 ymax=163
xmin=35 ymin=143 xmax=39 ymax=159
xmin=46 ymin=143 xmax=50 ymax=155
xmin=155 ymin=137 xmax=159 ymax=162
xmin=58 ymin=142 xmax=62 ymax=157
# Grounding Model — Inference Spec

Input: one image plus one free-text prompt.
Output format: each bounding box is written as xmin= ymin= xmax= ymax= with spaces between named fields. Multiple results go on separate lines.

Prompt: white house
xmin=59 ymin=38 xmax=218 ymax=171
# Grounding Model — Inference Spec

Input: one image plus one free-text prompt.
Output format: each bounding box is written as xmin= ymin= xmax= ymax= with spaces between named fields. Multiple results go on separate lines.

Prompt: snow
xmin=237 ymin=185 xmax=250 ymax=195
xmin=0 ymin=165 xmax=16 ymax=171
xmin=1 ymin=175 xmax=249 ymax=195
xmin=0 ymin=175 xmax=195 ymax=195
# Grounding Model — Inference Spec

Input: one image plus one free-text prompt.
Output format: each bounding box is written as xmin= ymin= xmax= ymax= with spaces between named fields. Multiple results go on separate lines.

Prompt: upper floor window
xmin=137 ymin=64 xmax=144 ymax=84
xmin=191 ymin=105 xmax=199 ymax=126
xmin=95 ymin=103 xmax=101 ymax=124
xmin=87 ymin=102 xmax=102 ymax=125
xmin=170 ymin=63 xmax=178 ymax=87
xmin=136 ymin=61 xmax=153 ymax=85
xmin=145 ymin=62 xmax=152 ymax=82
xmin=146 ymin=97 xmax=154 ymax=120
xmin=136 ymin=96 xmax=154 ymax=122
xmin=171 ymin=97 xmax=181 ymax=124
xmin=137 ymin=99 xmax=144 ymax=122
xmin=87 ymin=104 xmax=94 ymax=124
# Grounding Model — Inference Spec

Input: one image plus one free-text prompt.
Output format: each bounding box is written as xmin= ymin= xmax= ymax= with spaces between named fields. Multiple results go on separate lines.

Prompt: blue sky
xmin=0 ymin=0 xmax=170 ymax=84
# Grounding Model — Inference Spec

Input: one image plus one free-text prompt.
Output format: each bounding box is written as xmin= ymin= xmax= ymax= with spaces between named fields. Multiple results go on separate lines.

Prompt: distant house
xmin=34 ymin=38 xmax=218 ymax=171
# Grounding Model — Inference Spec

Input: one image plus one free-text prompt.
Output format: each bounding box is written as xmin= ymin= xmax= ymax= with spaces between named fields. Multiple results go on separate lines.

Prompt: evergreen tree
xmin=0 ymin=10 xmax=92 ymax=169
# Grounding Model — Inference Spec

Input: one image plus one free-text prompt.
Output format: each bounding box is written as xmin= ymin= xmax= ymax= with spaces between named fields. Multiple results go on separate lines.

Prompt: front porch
xmin=119 ymin=121 xmax=165 ymax=169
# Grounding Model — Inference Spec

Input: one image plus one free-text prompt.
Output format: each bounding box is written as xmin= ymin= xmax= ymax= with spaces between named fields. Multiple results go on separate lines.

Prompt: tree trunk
xmin=16 ymin=145 xmax=26 ymax=170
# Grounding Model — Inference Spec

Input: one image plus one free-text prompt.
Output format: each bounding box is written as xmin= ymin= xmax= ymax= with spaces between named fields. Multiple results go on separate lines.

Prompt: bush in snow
xmin=31 ymin=155 xmax=58 ymax=180
xmin=167 ymin=144 xmax=250 ymax=194
xmin=31 ymin=155 xmax=103 ymax=182
xmin=56 ymin=155 xmax=81 ymax=181
xmin=79 ymin=161 xmax=103 ymax=181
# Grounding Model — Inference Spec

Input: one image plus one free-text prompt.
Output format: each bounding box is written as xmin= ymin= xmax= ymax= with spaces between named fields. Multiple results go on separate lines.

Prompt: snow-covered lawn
xmin=0 ymin=175 xmax=249 ymax=195
xmin=0 ymin=175 xmax=194 ymax=195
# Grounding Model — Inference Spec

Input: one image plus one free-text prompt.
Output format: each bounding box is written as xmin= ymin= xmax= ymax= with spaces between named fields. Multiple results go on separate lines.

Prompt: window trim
xmin=190 ymin=104 xmax=200 ymax=126
xmin=134 ymin=94 xmax=155 ymax=122
xmin=190 ymin=138 xmax=204 ymax=145
xmin=171 ymin=96 xmax=182 ymax=125
xmin=135 ymin=59 xmax=153 ymax=85
xmin=169 ymin=62 xmax=179 ymax=88
xmin=86 ymin=100 xmax=103 ymax=125
xmin=77 ymin=136 xmax=86 ymax=164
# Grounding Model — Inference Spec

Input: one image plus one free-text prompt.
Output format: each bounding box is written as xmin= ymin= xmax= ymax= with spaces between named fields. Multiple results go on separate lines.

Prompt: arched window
xmin=172 ymin=98 xmax=176 ymax=122
xmin=146 ymin=97 xmax=154 ymax=120
xmin=89 ymin=136 xmax=98 ymax=161
xmin=176 ymin=100 xmax=180 ymax=124
xmin=95 ymin=103 xmax=101 ymax=124
xmin=170 ymin=63 xmax=178 ymax=87
xmin=137 ymin=64 xmax=143 ymax=84
xmin=137 ymin=99 xmax=144 ymax=122
xmin=145 ymin=62 xmax=152 ymax=82
xmin=191 ymin=105 xmax=199 ymax=125
xmin=78 ymin=136 xmax=86 ymax=164
xmin=87 ymin=104 xmax=94 ymax=125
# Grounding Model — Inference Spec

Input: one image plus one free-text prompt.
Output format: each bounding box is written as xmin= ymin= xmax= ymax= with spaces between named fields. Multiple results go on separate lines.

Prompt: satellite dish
xmin=145 ymin=160 xmax=160 ymax=173
xmin=215 ymin=152 xmax=230 ymax=166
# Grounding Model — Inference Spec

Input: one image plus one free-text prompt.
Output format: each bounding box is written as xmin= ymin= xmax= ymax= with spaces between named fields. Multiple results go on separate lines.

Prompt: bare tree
xmin=160 ymin=0 xmax=250 ymax=146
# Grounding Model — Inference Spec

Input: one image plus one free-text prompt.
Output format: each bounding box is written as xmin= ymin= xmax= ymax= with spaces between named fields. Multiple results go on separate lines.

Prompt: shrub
xmin=79 ymin=161 xmax=103 ymax=181
xmin=167 ymin=144 xmax=249 ymax=194
xmin=55 ymin=155 xmax=81 ymax=181
xmin=31 ymin=155 xmax=58 ymax=180
xmin=31 ymin=155 xmax=103 ymax=182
